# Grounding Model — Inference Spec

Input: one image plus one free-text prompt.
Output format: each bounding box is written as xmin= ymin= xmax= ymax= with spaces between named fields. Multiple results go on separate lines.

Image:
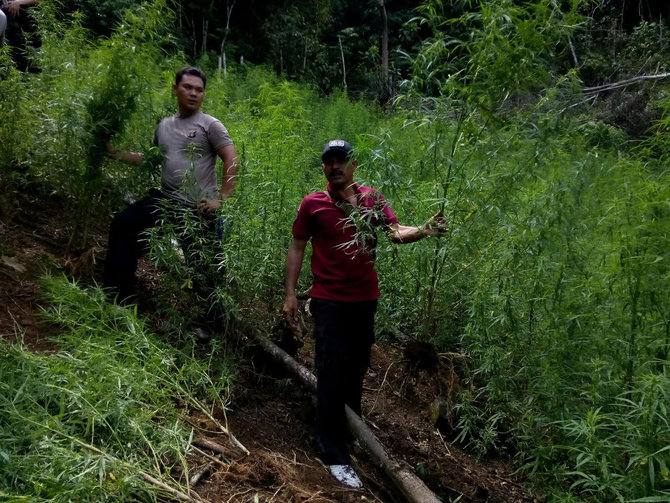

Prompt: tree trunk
xmin=338 ymin=35 xmax=347 ymax=90
xmin=249 ymin=329 xmax=442 ymax=503
xmin=377 ymin=0 xmax=389 ymax=101
xmin=219 ymin=0 xmax=236 ymax=74
xmin=191 ymin=14 xmax=196 ymax=56
xmin=202 ymin=16 xmax=208 ymax=54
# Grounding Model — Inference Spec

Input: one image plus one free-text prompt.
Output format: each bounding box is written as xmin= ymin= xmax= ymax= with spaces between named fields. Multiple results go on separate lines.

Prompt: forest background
xmin=1 ymin=0 xmax=670 ymax=502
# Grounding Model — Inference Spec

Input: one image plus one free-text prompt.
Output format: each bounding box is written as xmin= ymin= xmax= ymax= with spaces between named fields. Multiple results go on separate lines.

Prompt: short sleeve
xmin=382 ymin=200 xmax=399 ymax=226
xmin=292 ymin=198 xmax=312 ymax=240
xmin=359 ymin=187 xmax=399 ymax=227
xmin=152 ymin=119 xmax=163 ymax=147
xmin=208 ymin=119 xmax=233 ymax=151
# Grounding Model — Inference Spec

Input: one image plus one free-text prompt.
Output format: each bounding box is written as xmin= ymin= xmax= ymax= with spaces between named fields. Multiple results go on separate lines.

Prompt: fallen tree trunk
xmin=583 ymin=72 xmax=670 ymax=95
xmin=251 ymin=329 xmax=442 ymax=503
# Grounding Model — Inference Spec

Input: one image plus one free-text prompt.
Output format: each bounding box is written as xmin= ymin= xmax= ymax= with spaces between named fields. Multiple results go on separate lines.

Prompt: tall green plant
xmin=15 ymin=1 xmax=172 ymax=251
xmin=0 ymin=275 xmax=235 ymax=502
xmin=409 ymin=0 xmax=587 ymax=111
xmin=147 ymin=199 xmax=238 ymax=337
xmin=0 ymin=50 xmax=36 ymax=219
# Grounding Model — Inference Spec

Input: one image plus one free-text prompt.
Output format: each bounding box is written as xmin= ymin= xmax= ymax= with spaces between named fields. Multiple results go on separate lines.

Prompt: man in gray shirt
xmin=103 ymin=66 xmax=238 ymax=311
xmin=0 ymin=9 xmax=6 ymax=45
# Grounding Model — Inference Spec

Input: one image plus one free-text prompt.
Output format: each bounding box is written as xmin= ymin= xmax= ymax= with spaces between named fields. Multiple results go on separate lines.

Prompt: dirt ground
xmin=0 ymin=204 xmax=540 ymax=503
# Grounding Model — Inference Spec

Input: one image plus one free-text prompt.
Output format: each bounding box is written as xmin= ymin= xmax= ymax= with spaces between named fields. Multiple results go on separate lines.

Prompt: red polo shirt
xmin=292 ymin=183 xmax=399 ymax=302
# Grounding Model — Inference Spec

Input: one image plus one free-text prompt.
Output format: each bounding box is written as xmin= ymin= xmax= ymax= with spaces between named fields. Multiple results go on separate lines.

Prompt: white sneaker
xmin=194 ymin=328 xmax=212 ymax=342
xmin=328 ymin=464 xmax=363 ymax=488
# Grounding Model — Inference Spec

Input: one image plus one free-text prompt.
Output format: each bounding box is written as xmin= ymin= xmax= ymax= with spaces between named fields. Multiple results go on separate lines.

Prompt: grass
xmin=0 ymin=275 xmax=235 ymax=502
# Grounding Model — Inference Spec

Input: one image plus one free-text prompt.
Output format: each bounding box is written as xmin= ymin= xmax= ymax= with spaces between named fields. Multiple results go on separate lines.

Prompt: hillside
xmin=0 ymin=196 xmax=538 ymax=502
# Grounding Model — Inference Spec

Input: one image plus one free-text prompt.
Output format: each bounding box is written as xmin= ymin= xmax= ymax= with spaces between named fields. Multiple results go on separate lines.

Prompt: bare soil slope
xmin=0 ymin=204 xmax=540 ymax=503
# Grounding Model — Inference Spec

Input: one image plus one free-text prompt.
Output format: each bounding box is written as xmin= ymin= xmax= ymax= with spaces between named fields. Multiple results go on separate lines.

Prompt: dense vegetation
xmin=1 ymin=0 xmax=670 ymax=501
xmin=0 ymin=277 xmax=236 ymax=500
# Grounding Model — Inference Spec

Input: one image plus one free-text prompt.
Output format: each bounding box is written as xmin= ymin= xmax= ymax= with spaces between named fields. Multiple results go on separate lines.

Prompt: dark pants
xmin=3 ymin=7 xmax=40 ymax=72
xmin=103 ymin=191 xmax=219 ymax=304
xmin=311 ymin=298 xmax=377 ymax=465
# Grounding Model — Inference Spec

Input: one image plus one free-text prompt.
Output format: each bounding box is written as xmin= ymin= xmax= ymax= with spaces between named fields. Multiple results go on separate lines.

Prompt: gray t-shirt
xmin=155 ymin=111 xmax=233 ymax=206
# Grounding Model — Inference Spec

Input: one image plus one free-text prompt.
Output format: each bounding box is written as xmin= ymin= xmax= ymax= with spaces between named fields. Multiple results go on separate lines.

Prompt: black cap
xmin=321 ymin=139 xmax=353 ymax=161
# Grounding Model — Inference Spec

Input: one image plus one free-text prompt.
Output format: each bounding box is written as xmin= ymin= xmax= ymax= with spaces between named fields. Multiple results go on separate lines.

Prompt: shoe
xmin=328 ymin=464 xmax=363 ymax=488
xmin=194 ymin=328 xmax=212 ymax=343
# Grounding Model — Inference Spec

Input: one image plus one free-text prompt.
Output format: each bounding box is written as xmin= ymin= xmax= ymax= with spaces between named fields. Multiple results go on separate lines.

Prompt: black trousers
xmin=103 ymin=191 xmax=219 ymax=304
xmin=4 ymin=8 xmax=40 ymax=72
xmin=311 ymin=298 xmax=377 ymax=465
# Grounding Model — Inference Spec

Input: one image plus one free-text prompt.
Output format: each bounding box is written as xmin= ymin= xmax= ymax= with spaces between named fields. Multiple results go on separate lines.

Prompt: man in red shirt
xmin=282 ymin=139 xmax=446 ymax=488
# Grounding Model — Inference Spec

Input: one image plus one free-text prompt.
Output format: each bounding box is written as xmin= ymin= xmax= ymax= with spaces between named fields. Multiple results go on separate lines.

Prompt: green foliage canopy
xmin=2 ymin=1 xmax=670 ymax=502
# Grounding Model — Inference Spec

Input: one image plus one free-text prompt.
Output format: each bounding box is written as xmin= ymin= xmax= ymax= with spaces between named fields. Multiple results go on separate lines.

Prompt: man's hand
xmin=283 ymin=238 xmax=306 ymax=328
xmin=422 ymin=211 xmax=449 ymax=237
xmin=103 ymin=138 xmax=116 ymax=155
xmin=282 ymin=294 xmax=299 ymax=329
xmin=104 ymin=139 xmax=144 ymax=165
xmin=198 ymin=199 xmax=221 ymax=213
xmin=388 ymin=211 xmax=449 ymax=244
xmin=6 ymin=1 xmax=21 ymax=16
